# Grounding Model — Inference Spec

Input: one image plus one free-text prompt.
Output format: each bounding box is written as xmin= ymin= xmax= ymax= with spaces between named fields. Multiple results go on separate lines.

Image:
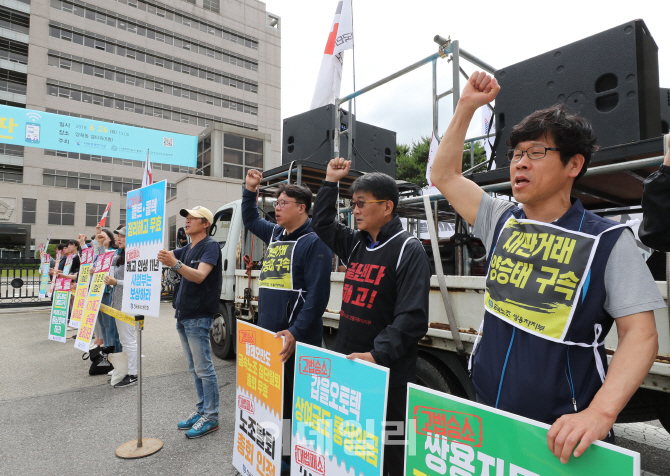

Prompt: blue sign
xmin=291 ymin=343 xmax=390 ymax=476
xmin=0 ymin=105 xmax=197 ymax=166
xmin=122 ymin=180 xmax=166 ymax=317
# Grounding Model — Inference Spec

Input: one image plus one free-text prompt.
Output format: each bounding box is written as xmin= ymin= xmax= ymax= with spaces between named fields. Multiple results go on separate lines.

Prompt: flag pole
xmin=351 ymin=0 xmax=357 ymax=116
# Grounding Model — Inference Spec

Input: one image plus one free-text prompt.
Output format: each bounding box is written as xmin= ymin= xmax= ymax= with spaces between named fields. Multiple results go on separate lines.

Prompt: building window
xmin=48 ymin=200 xmax=75 ymax=226
xmin=0 ymin=165 xmax=22 ymax=183
xmin=120 ymin=207 xmax=126 ymax=225
xmin=0 ymin=70 xmax=27 ymax=95
xmin=0 ymin=143 xmax=23 ymax=157
xmin=0 ymin=38 xmax=29 ymax=65
xmin=0 ymin=9 xmax=30 ymax=35
xmin=168 ymin=215 xmax=176 ymax=250
xmin=86 ymin=203 xmax=111 ymax=227
xmin=49 ymin=2 xmax=258 ymax=66
xmin=223 ymin=134 xmax=264 ymax=180
xmin=22 ymin=198 xmax=36 ymax=223
xmin=47 ymin=53 xmax=258 ymax=113
xmin=197 ymin=136 xmax=212 ymax=176
xmin=46 ymin=79 xmax=258 ymax=132
xmin=203 ymin=0 xmax=219 ymax=13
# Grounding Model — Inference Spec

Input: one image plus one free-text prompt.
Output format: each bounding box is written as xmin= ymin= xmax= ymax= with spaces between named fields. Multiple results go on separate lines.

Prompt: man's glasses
xmin=274 ymin=199 xmax=299 ymax=209
xmin=349 ymin=199 xmax=387 ymax=211
xmin=506 ymin=146 xmax=561 ymax=162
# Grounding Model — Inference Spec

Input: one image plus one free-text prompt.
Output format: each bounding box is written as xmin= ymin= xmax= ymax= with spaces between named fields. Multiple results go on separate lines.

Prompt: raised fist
xmin=246 ymin=169 xmax=263 ymax=192
xmin=326 ymin=158 xmax=352 ymax=183
xmin=459 ymin=71 xmax=500 ymax=112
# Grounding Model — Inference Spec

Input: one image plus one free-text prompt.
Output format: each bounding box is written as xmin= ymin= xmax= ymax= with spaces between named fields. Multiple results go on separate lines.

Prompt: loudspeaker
xmin=661 ymin=88 xmax=670 ymax=134
xmin=282 ymin=104 xmax=397 ymax=177
xmin=493 ymin=20 xmax=661 ymax=168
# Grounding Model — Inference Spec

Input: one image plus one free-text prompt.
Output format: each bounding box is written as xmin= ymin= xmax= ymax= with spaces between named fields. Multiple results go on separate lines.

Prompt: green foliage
xmin=395 ymin=136 xmax=490 ymax=189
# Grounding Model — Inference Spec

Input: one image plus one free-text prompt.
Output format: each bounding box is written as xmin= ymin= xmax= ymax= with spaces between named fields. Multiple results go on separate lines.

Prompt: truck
xmin=199 ymin=157 xmax=670 ymax=433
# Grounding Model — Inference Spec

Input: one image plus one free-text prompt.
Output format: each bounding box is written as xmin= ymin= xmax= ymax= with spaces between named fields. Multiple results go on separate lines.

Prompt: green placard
xmin=48 ymin=278 xmax=71 ymax=343
xmin=404 ymin=384 xmax=639 ymax=476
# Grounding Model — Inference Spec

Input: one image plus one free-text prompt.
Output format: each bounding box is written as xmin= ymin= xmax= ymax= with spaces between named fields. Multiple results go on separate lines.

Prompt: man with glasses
xmin=243 ymin=169 xmax=333 ymax=473
xmin=311 ymin=168 xmax=430 ymax=476
xmin=430 ymin=72 xmax=664 ymax=463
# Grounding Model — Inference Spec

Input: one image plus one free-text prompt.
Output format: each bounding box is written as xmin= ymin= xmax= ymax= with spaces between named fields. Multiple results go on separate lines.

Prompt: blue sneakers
xmin=178 ymin=412 xmax=202 ymax=430
xmin=185 ymin=416 xmax=219 ymax=438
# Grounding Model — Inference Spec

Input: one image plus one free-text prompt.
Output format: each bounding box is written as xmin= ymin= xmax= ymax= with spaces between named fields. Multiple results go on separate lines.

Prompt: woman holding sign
xmin=104 ymin=226 xmax=138 ymax=388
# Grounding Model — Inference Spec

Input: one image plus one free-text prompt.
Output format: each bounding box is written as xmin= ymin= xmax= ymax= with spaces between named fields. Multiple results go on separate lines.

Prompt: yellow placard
xmin=69 ymin=263 xmax=92 ymax=327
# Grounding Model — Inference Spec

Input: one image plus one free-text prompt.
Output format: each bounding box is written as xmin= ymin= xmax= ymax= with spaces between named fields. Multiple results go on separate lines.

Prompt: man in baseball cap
xmin=157 ymin=205 xmax=223 ymax=439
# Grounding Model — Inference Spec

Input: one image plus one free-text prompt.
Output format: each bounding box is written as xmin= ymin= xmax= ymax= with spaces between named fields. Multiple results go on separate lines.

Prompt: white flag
xmin=425 ymin=132 xmax=440 ymax=193
xmin=142 ymin=150 xmax=153 ymax=187
xmin=310 ymin=0 xmax=354 ymax=110
xmin=482 ymin=107 xmax=496 ymax=170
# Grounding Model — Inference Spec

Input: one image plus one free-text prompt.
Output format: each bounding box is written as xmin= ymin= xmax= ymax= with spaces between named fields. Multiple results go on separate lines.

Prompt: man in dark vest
xmin=311 ymin=167 xmax=430 ymax=476
xmin=243 ymin=170 xmax=333 ymax=473
xmin=158 ymin=206 xmax=223 ymax=439
xmin=430 ymin=71 xmax=665 ymax=463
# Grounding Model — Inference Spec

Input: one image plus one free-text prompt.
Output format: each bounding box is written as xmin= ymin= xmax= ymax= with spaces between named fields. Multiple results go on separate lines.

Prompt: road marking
xmin=614 ymin=422 xmax=670 ymax=452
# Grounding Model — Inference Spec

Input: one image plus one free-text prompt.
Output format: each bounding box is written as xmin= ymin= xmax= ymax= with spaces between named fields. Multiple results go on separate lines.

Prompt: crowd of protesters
xmin=48 ymin=224 xmax=138 ymax=388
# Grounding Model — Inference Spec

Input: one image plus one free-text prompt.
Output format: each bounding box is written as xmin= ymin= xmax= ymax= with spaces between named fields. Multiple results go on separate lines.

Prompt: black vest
xmin=172 ymin=236 xmax=223 ymax=319
xmin=335 ymin=229 xmax=417 ymax=385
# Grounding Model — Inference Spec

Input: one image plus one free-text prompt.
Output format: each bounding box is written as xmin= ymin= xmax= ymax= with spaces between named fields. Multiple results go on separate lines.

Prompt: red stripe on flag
xmin=324 ymin=23 xmax=339 ymax=55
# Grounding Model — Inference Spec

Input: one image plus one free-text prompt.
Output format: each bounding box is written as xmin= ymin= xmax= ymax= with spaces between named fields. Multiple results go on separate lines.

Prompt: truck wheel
xmin=415 ymin=355 xmax=465 ymax=397
xmin=656 ymin=393 xmax=670 ymax=433
xmin=210 ymin=303 xmax=234 ymax=360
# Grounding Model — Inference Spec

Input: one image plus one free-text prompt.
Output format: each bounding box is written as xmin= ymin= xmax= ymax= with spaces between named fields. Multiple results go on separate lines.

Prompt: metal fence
xmin=0 ymin=258 xmax=48 ymax=308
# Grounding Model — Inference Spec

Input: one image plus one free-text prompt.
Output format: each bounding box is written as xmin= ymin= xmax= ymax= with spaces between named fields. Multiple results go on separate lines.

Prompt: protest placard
xmin=69 ymin=247 xmax=95 ymax=329
xmin=48 ymin=278 xmax=71 ymax=343
xmin=291 ymin=343 xmax=389 ymax=476
xmin=233 ymin=321 xmax=285 ymax=476
xmin=74 ymin=251 xmax=114 ymax=352
xmin=404 ymin=384 xmax=640 ymax=476
xmin=122 ymin=180 xmax=166 ymax=318
xmin=39 ymin=253 xmax=51 ymax=299
xmin=49 ymin=249 xmax=62 ymax=297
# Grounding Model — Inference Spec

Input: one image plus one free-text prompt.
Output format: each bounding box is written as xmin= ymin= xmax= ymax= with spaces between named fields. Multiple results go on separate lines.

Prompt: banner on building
xmin=48 ymin=277 xmax=72 ymax=343
xmin=233 ymin=321 xmax=285 ymax=476
xmin=404 ymin=384 xmax=640 ymax=476
xmin=69 ymin=247 xmax=95 ymax=329
xmin=74 ymin=251 xmax=114 ymax=352
xmin=291 ymin=342 xmax=389 ymax=476
xmin=0 ymin=105 xmax=197 ymax=167
xmin=122 ymin=180 xmax=166 ymax=318
xmin=39 ymin=253 xmax=51 ymax=299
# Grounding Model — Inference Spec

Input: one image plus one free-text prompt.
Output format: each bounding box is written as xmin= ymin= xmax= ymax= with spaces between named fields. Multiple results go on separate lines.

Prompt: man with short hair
xmin=243 ymin=169 xmax=333 ymax=472
xmin=157 ymin=206 xmax=223 ymax=439
xmin=311 ymin=166 xmax=430 ymax=476
xmin=430 ymin=71 xmax=665 ymax=463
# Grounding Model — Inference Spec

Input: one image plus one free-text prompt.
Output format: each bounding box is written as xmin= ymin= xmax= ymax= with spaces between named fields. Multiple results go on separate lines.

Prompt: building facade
xmin=0 ymin=0 xmax=280 ymax=255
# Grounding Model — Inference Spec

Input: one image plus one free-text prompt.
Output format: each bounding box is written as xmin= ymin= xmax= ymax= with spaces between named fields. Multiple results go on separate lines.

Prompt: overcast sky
xmin=261 ymin=0 xmax=669 ymax=147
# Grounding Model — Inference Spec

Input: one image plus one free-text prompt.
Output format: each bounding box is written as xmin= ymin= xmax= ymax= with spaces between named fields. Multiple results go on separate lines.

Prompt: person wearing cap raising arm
xmin=243 ymin=170 xmax=333 ymax=473
xmin=429 ymin=71 xmax=664 ymax=463
xmin=157 ymin=206 xmax=223 ymax=439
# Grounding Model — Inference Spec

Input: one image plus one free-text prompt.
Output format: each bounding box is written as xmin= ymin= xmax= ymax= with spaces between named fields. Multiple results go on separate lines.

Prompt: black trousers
xmin=383 ymin=384 xmax=407 ymax=476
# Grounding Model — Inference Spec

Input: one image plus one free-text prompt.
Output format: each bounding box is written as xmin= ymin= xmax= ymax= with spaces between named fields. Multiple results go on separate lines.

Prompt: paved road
xmin=1 ymin=303 xmax=669 ymax=475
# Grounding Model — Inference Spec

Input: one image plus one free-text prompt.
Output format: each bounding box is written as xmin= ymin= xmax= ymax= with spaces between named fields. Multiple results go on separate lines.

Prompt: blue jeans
xmin=176 ymin=317 xmax=219 ymax=422
xmin=99 ymin=292 xmax=122 ymax=353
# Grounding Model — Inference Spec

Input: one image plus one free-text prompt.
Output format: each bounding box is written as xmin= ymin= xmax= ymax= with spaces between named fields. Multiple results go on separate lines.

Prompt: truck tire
xmin=415 ymin=355 xmax=465 ymax=397
xmin=210 ymin=302 xmax=234 ymax=360
xmin=655 ymin=392 xmax=670 ymax=433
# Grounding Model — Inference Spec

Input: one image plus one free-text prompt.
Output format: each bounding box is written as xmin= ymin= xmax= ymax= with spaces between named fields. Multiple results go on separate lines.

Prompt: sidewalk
xmin=0 ymin=303 xmax=241 ymax=475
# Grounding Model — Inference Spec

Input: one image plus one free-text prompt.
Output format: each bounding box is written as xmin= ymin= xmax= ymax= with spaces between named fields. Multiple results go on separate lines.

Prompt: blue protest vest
xmin=471 ymin=198 xmax=627 ymax=425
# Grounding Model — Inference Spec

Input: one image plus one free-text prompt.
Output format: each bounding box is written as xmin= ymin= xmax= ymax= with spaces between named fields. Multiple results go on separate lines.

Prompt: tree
xmin=396 ymin=136 xmax=490 ymax=189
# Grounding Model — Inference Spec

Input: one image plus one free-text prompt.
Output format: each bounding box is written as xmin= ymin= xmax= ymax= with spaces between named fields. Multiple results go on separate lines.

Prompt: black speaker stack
xmin=661 ymin=87 xmax=670 ymax=134
xmin=492 ymin=19 xmax=662 ymax=169
xmin=282 ymin=104 xmax=397 ymax=178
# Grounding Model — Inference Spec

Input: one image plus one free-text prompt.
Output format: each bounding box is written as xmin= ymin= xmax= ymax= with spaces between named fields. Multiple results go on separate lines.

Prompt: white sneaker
xmin=108 ymin=370 xmax=114 ymax=376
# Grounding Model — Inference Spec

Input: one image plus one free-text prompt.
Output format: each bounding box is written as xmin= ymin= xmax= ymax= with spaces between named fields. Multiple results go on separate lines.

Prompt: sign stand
xmin=116 ymin=315 xmax=163 ymax=459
